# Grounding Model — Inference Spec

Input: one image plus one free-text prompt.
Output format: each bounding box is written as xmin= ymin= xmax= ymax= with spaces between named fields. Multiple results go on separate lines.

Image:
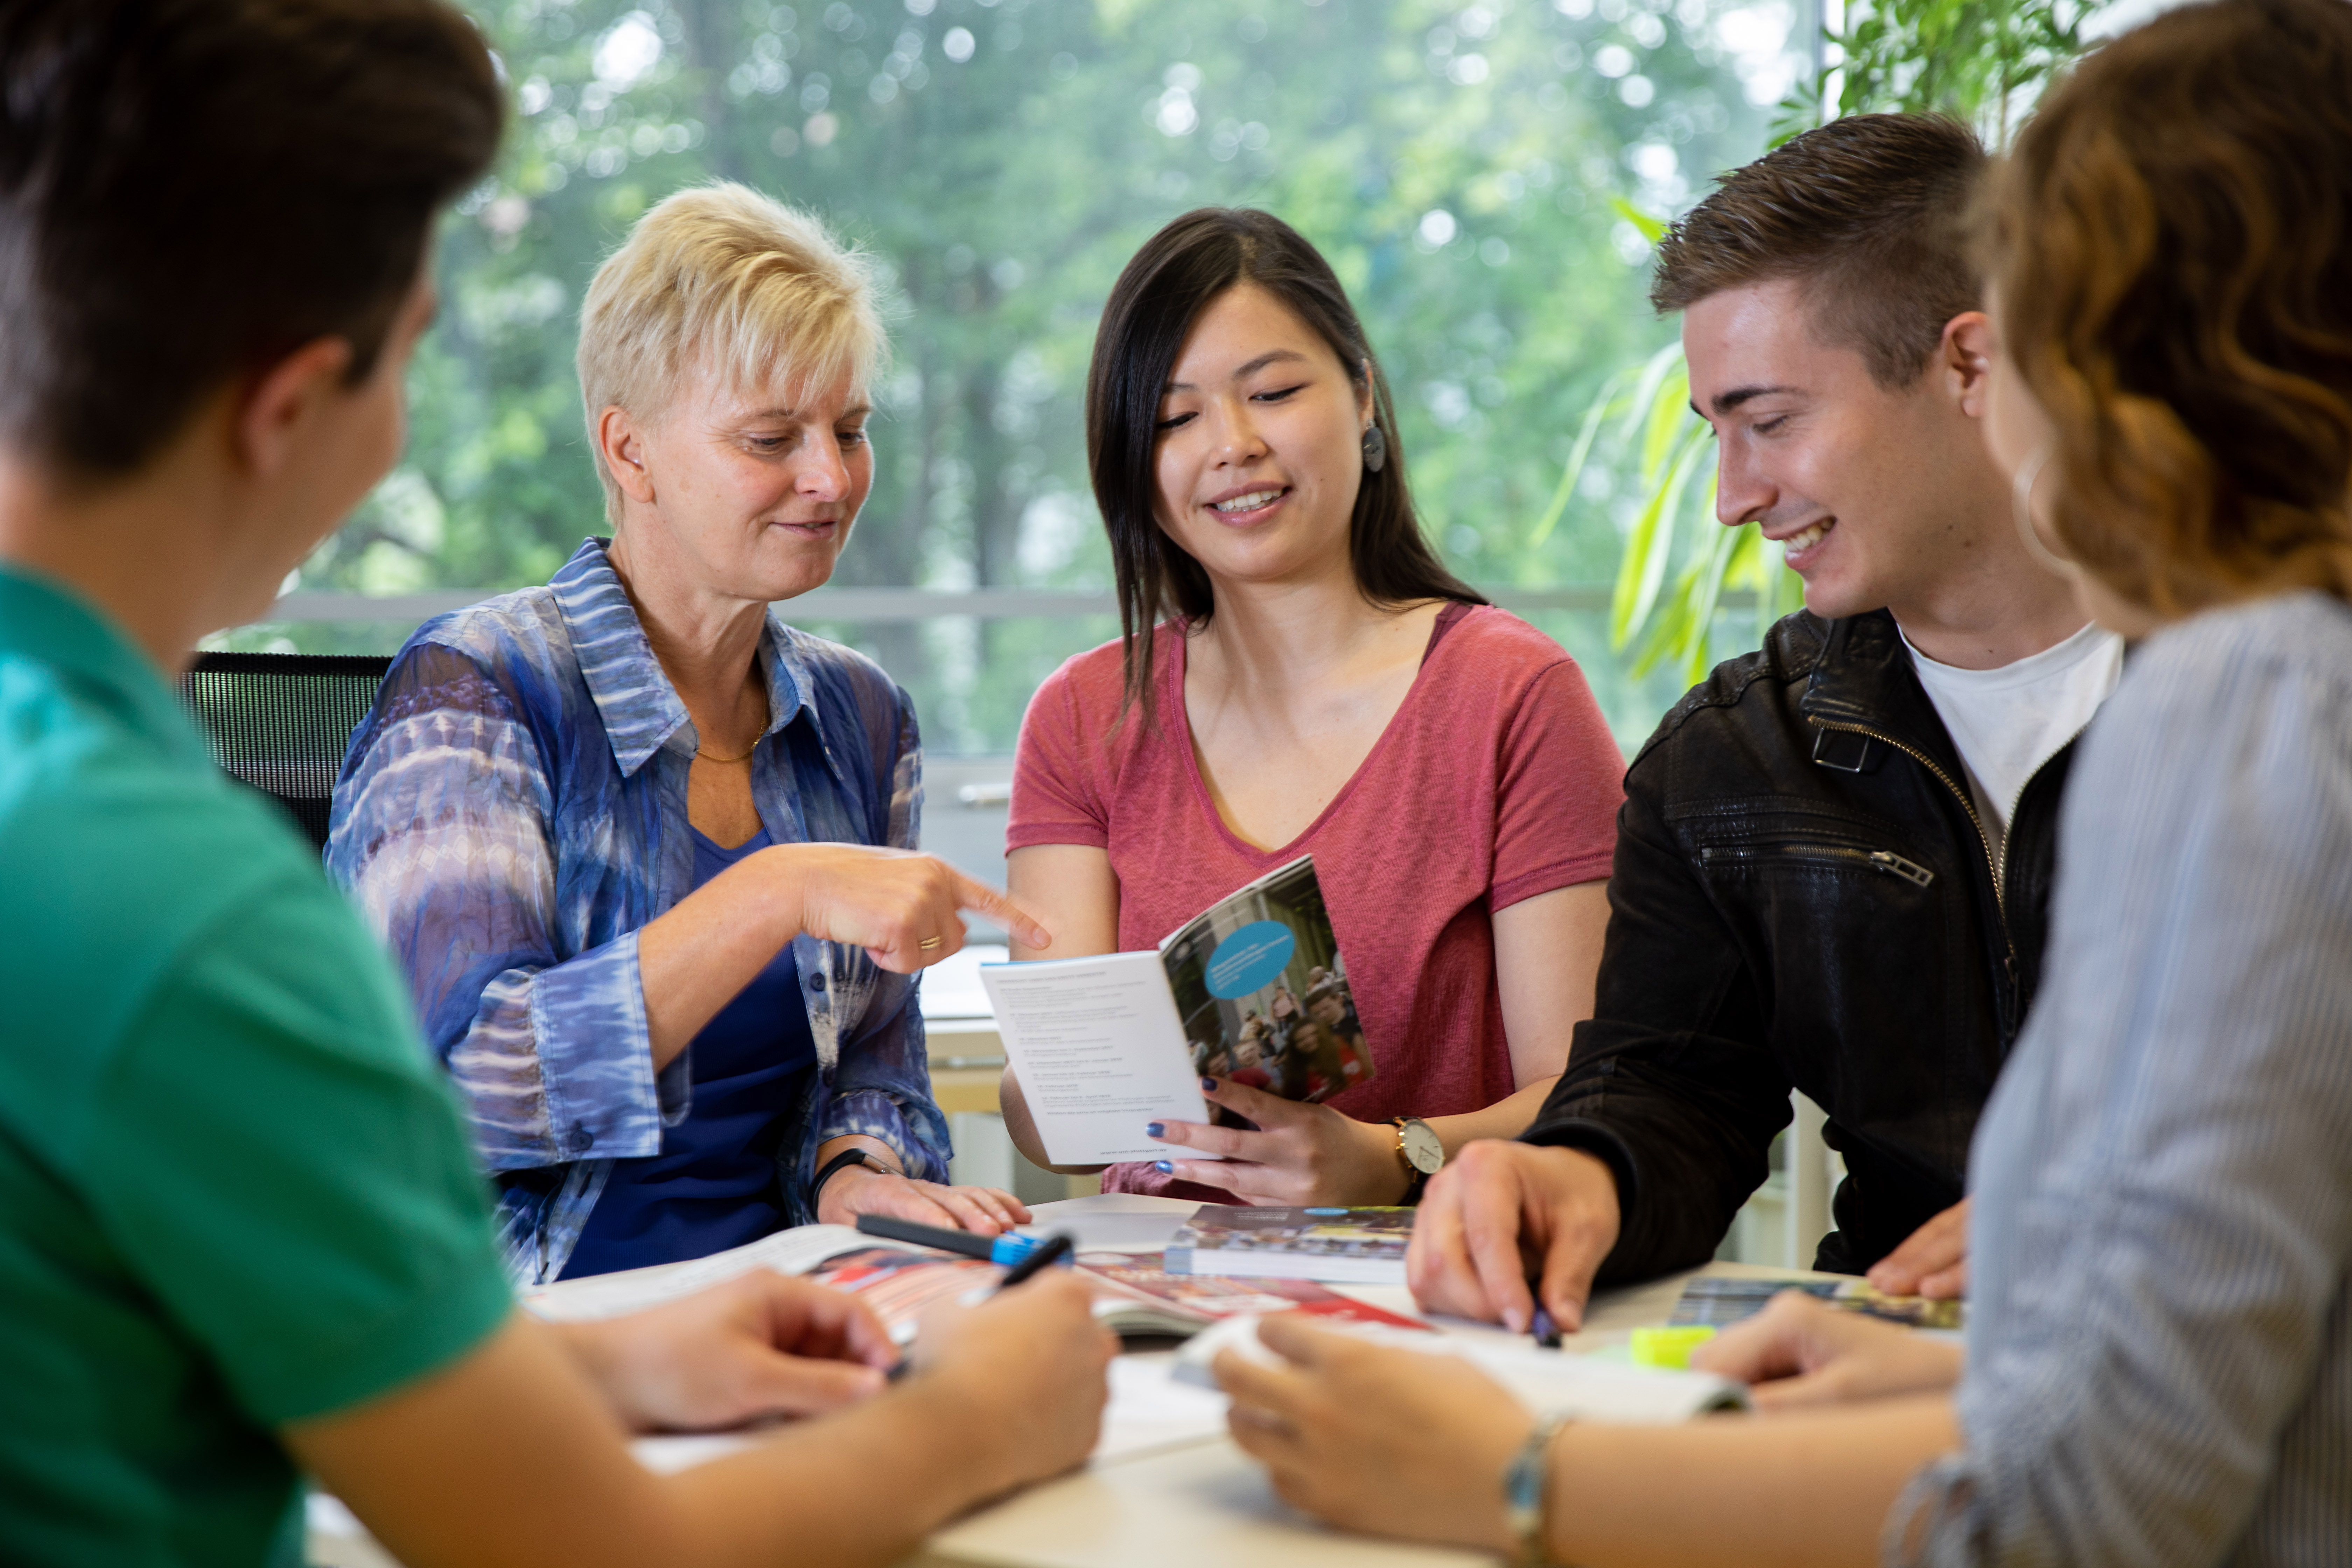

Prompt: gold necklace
xmin=695 ymin=742 xmax=758 ymax=764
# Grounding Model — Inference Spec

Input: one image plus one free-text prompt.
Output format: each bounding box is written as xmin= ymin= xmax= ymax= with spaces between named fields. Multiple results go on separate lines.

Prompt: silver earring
xmin=2011 ymin=443 xmax=2076 ymax=579
xmin=1362 ymin=423 xmax=1387 ymax=474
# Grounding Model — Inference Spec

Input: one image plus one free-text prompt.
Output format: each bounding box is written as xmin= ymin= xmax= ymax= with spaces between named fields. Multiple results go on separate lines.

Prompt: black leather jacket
xmin=1525 ymin=609 xmax=2076 ymax=1280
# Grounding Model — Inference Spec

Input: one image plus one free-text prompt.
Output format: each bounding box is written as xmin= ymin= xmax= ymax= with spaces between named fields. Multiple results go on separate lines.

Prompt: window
xmin=220 ymin=0 xmax=1806 ymax=756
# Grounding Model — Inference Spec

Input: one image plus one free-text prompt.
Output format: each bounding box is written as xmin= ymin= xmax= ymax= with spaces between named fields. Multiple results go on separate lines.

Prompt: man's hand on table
xmin=1867 ymin=1197 xmax=1971 ymax=1299
xmin=1217 ymin=1313 xmax=1526 ymax=1553
xmin=558 ymin=1271 xmax=898 ymax=1431
xmin=1694 ymin=1290 xmax=1964 ymax=1410
xmin=900 ymin=1270 xmax=1119 ymax=1498
xmin=1406 ymin=1140 xmax=1621 ymax=1333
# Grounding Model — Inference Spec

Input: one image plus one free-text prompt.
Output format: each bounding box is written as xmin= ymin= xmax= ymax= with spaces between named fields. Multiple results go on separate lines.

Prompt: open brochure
xmin=1164 ymin=1204 xmax=1413 ymax=1285
xmin=521 ymin=1225 xmax=1424 ymax=1342
xmin=1670 ymin=1274 xmax=1966 ymax=1331
xmin=1175 ymin=1317 xmax=1751 ymax=1423
xmin=981 ymin=854 xmax=1376 ymax=1165
xmin=1076 ymin=1249 xmax=1427 ymax=1336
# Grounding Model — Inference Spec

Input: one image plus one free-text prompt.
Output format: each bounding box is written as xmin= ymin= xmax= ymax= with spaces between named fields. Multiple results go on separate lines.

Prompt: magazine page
xmin=1670 ymin=1274 xmax=1966 ymax=1331
xmin=980 ymin=950 xmax=1212 ymax=1165
xmin=1154 ymin=854 xmax=1376 ymax=1107
xmin=1163 ymin=1205 xmax=1412 ymax=1284
xmin=806 ymin=1246 xmax=1001 ymax=1343
xmin=1078 ymin=1249 xmax=1428 ymax=1333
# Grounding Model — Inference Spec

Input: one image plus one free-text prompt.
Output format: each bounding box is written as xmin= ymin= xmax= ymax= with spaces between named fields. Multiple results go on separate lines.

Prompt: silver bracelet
xmin=1503 ymin=1413 xmax=1570 ymax=1568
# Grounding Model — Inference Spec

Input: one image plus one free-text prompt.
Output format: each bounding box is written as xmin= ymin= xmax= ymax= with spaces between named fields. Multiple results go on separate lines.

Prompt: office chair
xmin=175 ymin=652 xmax=393 ymax=853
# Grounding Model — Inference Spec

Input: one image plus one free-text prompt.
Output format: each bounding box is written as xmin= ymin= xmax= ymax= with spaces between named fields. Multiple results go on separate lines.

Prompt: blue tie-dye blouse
xmin=326 ymin=537 xmax=947 ymax=1284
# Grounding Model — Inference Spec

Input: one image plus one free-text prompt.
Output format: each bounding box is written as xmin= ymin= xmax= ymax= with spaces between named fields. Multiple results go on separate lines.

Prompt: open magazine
xmin=522 ymin=1224 xmax=1424 ymax=1343
xmin=981 ymin=854 xmax=1375 ymax=1164
xmin=1669 ymin=1274 xmax=1966 ymax=1331
xmin=1164 ymin=1205 xmax=1413 ymax=1285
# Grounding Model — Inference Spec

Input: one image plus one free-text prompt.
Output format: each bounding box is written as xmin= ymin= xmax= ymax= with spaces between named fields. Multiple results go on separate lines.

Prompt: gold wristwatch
xmin=1390 ymin=1115 xmax=1444 ymax=1202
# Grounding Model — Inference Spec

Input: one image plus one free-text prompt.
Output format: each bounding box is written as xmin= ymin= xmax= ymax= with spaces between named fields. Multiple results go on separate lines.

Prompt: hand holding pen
xmin=865 ymin=1216 xmax=1079 ymax=1379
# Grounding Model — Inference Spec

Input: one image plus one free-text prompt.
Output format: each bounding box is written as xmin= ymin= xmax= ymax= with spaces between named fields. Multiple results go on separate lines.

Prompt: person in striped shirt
xmin=1212 ymin=3 xmax=2352 ymax=1564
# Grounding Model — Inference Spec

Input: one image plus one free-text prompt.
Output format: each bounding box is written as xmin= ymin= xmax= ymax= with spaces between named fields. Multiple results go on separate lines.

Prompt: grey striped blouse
xmin=1891 ymin=590 xmax=2352 ymax=1567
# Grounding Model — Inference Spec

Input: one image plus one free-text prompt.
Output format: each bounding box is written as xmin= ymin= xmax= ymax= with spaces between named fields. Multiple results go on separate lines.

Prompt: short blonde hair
xmin=576 ymin=182 xmax=885 ymax=522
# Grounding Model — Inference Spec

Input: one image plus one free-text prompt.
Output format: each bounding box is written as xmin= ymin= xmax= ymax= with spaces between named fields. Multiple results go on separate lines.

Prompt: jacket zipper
xmin=1812 ymin=716 xmax=2101 ymax=1037
xmin=1989 ymin=718 xmax=2097 ymax=900
xmin=1701 ymin=843 xmax=1936 ymax=887
xmin=1811 ymin=721 xmax=2022 ymax=1003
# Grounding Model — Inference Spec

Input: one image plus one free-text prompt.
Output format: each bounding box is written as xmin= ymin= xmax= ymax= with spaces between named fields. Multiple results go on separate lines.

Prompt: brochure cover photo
xmin=1158 ymin=855 xmax=1375 ymax=1108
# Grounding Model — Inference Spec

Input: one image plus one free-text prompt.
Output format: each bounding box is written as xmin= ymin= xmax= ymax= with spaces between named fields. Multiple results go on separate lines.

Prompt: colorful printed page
xmin=1163 ymin=1205 xmax=1414 ymax=1285
xmin=1156 ymin=855 xmax=1376 ymax=1107
xmin=1669 ymin=1275 xmax=1966 ymax=1331
xmin=1076 ymin=1249 xmax=1430 ymax=1335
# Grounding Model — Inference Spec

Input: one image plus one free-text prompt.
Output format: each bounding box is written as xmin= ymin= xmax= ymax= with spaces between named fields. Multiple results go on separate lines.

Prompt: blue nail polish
xmin=1200 ymin=1077 xmax=1218 ymax=1092
xmin=1145 ymin=1122 xmax=1165 ymax=1138
xmin=1153 ymin=1160 xmax=1174 ymax=1174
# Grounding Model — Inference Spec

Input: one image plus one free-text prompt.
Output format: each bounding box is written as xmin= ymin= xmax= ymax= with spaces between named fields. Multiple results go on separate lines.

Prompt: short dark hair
xmin=1086 ymin=208 xmax=1484 ymax=723
xmin=0 ymin=0 xmax=503 ymax=479
xmin=1651 ymin=113 xmax=1987 ymax=387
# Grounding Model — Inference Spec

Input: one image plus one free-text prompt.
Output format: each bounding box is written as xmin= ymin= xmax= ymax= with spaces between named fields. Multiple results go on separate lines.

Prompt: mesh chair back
xmin=175 ymin=652 xmax=393 ymax=852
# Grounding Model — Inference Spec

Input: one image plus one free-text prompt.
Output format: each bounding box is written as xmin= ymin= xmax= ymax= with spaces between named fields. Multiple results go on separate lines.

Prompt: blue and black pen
xmin=861 ymin=1216 xmax=1076 ymax=1380
xmin=855 ymin=1212 xmax=1045 ymax=1267
xmin=994 ymin=1230 xmax=1074 ymax=1289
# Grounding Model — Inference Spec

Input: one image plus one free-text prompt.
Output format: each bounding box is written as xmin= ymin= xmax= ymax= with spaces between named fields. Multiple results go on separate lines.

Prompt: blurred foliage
xmin=1594 ymin=0 xmax=2088 ymax=686
xmin=1788 ymin=0 xmax=2087 ymax=143
xmin=253 ymin=0 xmax=1813 ymax=750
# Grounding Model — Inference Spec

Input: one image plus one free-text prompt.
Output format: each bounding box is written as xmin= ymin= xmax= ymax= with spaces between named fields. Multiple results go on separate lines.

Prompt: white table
xmin=907 ymin=1196 xmax=1820 ymax=1568
xmin=307 ymin=1195 xmax=1826 ymax=1568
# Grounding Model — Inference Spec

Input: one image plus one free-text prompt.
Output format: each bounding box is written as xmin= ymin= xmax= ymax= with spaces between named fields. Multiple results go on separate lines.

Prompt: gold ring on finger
xmin=918 ymin=935 xmax=943 ymax=951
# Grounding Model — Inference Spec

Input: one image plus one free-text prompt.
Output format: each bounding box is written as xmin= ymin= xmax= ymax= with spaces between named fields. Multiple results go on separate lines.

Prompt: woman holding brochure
xmin=1215 ymin=4 xmax=2352 ymax=1562
xmin=329 ymin=186 xmax=1047 ymax=1283
xmin=997 ymin=210 xmax=1625 ymax=1205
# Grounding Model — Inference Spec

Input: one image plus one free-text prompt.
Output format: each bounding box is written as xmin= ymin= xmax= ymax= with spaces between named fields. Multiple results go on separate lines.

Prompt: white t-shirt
xmin=1901 ymin=619 xmax=2125 ymax=868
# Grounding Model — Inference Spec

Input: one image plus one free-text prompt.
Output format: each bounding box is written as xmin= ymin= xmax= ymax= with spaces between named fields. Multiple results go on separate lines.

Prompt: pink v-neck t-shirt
xmin=1006 ymin=602 xmax=1626 ymax=1201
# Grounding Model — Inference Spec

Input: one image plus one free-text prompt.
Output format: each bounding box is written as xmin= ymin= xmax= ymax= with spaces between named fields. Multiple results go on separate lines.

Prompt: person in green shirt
xmin=0 ymin=4 xmax=1112 ymax=1567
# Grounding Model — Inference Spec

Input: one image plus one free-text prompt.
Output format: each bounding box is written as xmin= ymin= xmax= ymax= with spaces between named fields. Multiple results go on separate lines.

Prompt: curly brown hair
xmin=1985 ymin=0 xmax=2352 ymax=616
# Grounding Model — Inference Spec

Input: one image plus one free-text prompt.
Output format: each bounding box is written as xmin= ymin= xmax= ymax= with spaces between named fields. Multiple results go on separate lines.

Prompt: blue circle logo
xmin=1204 ymin=920 xmax=1296 ymax=999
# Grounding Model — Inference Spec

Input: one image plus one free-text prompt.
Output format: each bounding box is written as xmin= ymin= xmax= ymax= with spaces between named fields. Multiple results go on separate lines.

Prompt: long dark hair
xmin=1086 ymin=208 xmax=1484 ymax=723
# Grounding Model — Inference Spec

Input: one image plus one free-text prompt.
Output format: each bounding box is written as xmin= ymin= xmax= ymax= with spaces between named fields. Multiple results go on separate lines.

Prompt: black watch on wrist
xmin=811 ymin=1147 xmax=900 ymax=1206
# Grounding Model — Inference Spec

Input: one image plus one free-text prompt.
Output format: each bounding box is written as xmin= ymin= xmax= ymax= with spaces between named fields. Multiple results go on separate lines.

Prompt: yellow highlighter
xmin=1628 ymin=1325 xmax=1718 ymax=1370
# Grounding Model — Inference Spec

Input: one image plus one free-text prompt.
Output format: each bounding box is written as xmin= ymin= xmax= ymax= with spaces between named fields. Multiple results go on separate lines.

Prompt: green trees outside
xmin=247 ymin=0 xmax=1814 ymax=749
xmin=1596 ymin=0 xmax=2090 ymax=684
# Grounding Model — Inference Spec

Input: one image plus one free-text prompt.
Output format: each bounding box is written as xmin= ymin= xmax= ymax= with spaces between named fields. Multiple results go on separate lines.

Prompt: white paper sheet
xmin=982 ymin=952 xmax=1212 ymax=1164
xmin=1176 ymin=1317 xmax=1749 ymax=1423
xmin=622 ymin=1353 xmax=1229 ymax=1479
xmin=521 ymin=1224 xmax=872 ymax=1322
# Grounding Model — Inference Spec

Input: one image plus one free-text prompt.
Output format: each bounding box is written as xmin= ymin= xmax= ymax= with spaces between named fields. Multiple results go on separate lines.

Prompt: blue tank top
xmin=562 ymin=825 xmax=817 ymax=1278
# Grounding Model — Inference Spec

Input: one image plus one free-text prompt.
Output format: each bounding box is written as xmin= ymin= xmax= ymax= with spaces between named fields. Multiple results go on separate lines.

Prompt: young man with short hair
xmin=1409 ymin=113 xmax=2123 ymax=1331
xmin=0 ymin=4 xmax=1108 ymax=1564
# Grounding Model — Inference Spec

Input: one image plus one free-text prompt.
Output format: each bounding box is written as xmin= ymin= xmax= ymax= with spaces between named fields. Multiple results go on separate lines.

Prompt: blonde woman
xmin=329 ymin=185 xmax=1048 ymax=1282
